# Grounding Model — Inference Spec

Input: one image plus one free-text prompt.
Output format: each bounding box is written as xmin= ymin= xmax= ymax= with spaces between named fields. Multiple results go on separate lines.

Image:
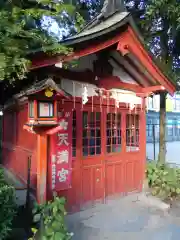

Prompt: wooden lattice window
xmin=126 ymin=114 xmax=139 ymax=152
xmin=72 ymin=110 xmax=76 ymax=157
xmin=106 ymin=113 xmax=121 ymax=153
xmin=82 ymin=111 xmax=101 ymax=156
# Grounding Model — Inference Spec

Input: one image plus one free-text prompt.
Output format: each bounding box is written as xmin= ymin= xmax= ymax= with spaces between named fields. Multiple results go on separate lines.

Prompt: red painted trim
xmin=31 ymin=27 xmax=175 ymax=95
xmin=34 ymin=100 xmax=38 ymax=121
xmin=117 ymin=43 xmax=129 ymax=56
xmin=54 ymin=100 xmax=57 ymax=120
xmin=45 ymin=68 xmax=147 ymax=94
xmin=98 ymin=76 xmax=143 ymax=93
xmin=37 ymin=134 xmax=47 ymax=204
xmin=117 ymin=27 xmax=176 ymax=95
xmin=49 ymin=68 xmax=95 ymax=82
xmin=23 ymin=124 xmax=35 ymax=133
xmin=47 ymin=69 xmax=164 ymax=96
xmin=142 ymin=85 xmax=165 ymax=93
xmin=46 ymin=125 xmax=63 ymax=135
xmin=31 ymin=34 xmax=123 ymax=70
xmin=99 ymin=77 xmax=165 ymax=96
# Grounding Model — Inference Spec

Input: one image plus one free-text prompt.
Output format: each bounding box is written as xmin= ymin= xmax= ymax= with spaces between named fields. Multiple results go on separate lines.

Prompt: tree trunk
xmin=158 ymin=92 xmax=166 ymax=164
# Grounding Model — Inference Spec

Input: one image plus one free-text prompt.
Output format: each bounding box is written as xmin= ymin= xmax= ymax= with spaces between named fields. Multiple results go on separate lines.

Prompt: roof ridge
xmin=79 ymin=0 xmax=127 ymax=33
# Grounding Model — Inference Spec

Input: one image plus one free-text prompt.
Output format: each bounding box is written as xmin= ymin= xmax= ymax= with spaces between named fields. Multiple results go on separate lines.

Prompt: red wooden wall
xmin=2 ymin=104 xmax=37 ymax=188
xmin=2 ymin=96 xmax=146 ymax=211
xmin=47 ymin=99 xmax=146 ymax=212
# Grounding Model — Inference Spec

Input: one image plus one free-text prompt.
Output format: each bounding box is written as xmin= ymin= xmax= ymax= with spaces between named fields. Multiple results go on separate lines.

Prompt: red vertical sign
xmin=50 ymin=109 xmax=72 ymax=191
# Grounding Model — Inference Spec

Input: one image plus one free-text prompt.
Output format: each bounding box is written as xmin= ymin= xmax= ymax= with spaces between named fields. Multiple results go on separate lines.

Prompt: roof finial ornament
xmin=101 ymin=0 xmax=126 ymax=18
xmin=82 ymin=0 xmax=126 ymax=30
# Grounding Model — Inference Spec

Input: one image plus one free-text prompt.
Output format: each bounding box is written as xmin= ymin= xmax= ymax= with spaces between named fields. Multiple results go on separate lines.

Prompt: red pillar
xmin=37 ymin=134 xmax=48 ymax=204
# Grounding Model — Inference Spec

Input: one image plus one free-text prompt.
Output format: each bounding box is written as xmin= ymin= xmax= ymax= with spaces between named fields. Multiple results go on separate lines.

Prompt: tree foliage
xmin=65 ymin=0 xmax=102 ymax=21
xmin=30 ymin=197 xmax=72 ymax=240
xmin=126 ymin=0 xmax=180 ymax=74
xmin=146 ymin=161 xmax=180 ymax=200
xmin=0 ymin=168 xmax=17 ymax=239
xmin=125 ymin=0 xmax=180 ymax=163
xmin=0 ymin=0 xmax=84 ymax=81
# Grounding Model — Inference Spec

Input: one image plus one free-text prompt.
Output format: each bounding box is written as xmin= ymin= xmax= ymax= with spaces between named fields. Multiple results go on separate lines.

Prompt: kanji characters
xmin=59 ymin=119 xmax=68 ymax=130
xmin=57 ymin=168 xmax=69 ymax=182
xmin=52 ymin=113 xmax=71 ymax=190
xmin=57 ymin=133 xmax=69 ymax=146
xmin=57 ymin=150 xmax=69 ymax=164
xmin=52 ymin=163 xmax=56 ymax=189
xmin=58 ymin=111 xmax=63 ymax=118
xmin=51 ymin=155 xmax=56 ymax=164
xmin=65 ymin=112 xmax=71 ymax=118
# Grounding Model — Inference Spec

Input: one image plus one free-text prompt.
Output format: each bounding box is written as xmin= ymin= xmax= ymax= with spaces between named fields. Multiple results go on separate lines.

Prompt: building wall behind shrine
xmin=2 ymin=103 xmax=37 ymax=188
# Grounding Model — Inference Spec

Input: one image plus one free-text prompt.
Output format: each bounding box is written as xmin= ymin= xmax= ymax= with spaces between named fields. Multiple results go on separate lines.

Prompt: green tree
xmin=71 ymin=0 xmax=179 ymax=164
xmin=0 ymin=0 xmax=83 ymax=81
xmin=126 ymin=0 xmax=179 ymax=164
xmin=140 ymin=0 xmax=180 ymax=164
xmin=0 ymin=169 xmax=17 ymax=239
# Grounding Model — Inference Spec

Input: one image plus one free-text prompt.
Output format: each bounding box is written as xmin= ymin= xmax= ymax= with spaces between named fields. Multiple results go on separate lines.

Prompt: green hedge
xmin=0 ymin=169 xmax=17 ymax=239
xmin=146 ymin=161 xmax=180 ymax=200
xmin=31 ymin=197 xmax=73 ymax=240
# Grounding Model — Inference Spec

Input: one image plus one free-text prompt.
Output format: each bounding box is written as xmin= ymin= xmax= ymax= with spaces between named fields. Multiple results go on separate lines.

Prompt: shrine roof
xmin=30 ymin=9 xmax=176 ymax=95
xmin=16 ymin=78 xmax=70 ymax=98
xmin=62 ymin=11 xmax=130 ymax=45
xmin=0 ymin=1 xmax=177 ymax=106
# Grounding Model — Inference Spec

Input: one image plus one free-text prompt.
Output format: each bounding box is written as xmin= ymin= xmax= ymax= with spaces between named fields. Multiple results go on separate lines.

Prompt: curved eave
xmin=30 ymin=15 xmax=176 ymax=96
xmin=3 ymin=78 xmax=71 ymax=110
xmin=117 ymin=26 xmax=176 ymax=95
xmin=31 ymin=30 xmax=127 ymax=70
xmin=62 ymin=12 xmax=130 ymax=46
xmin=14 ymin=78 xmax=71 ymax=99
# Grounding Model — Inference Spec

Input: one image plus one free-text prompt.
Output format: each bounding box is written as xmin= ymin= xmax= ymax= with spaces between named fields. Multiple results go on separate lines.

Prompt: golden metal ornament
xmin=45 ymin=88 xmax=54 ymax=97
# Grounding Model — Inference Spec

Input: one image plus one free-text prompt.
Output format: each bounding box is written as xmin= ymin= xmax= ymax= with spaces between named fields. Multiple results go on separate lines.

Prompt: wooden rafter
xmin=31 ymin=25 xmax=176 ymax=95
xmin=34 ymin=68 xmax=167 ymax=96
xmin=98 ymin=76 xmax=166 ymax=96
xmin=110 ymin=55 xmax=149 ymax=87
xmin=117 ymin=26 xmax=176 ymax=95
xmin=125 ymin=53 xmax=157 ymax=85
xmin=31 ymin=33 xmax=124 ymax=70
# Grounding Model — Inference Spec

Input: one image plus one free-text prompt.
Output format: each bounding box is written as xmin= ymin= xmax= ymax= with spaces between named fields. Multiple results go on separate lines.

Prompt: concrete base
xmin=136 ymin=192 xmax=170 ymax=212
xmin=66 ymin=193 xmax=174 ymax=240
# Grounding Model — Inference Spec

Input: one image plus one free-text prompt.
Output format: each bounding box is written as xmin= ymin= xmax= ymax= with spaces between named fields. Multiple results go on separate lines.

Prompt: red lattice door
xmin=104 ymin=110 xmax=126 ymax=198
xmin=80 ymin=106 xmax=143 ymax=206
xmin=81 ymin=107 xmax=105 ymax=206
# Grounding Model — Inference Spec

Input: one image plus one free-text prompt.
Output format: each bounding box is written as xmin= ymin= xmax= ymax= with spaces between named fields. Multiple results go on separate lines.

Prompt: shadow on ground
xmin=66 ymin=193 xmax=180 ymax=240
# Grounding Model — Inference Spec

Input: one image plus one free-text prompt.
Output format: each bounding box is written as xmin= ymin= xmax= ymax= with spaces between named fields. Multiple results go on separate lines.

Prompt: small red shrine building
xmin=1 ymin=1 xmax=176 ymax=211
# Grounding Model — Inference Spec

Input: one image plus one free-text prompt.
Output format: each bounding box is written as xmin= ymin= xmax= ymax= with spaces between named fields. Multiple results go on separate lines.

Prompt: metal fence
xmin=146 ymin=123 xmax=180 ymax=162
xmin=147 ymin=158 xmax=180 ymax=169
xmin=146 ymin=123 xmax=180 ymax=143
